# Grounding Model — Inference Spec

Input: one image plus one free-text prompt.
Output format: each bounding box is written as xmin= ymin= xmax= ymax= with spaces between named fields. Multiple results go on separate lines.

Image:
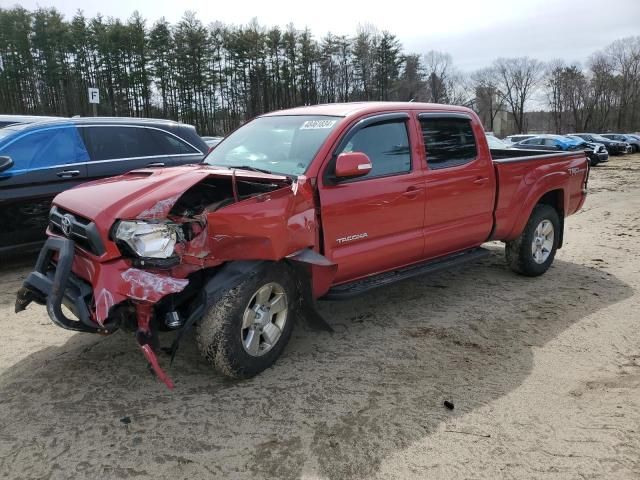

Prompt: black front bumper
xmin=15 ymin=237 xmax=103 ymax=333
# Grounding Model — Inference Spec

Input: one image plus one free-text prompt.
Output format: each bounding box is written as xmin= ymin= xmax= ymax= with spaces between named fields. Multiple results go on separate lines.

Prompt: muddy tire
xmin=506 ymin=204 xmax=560 ymax=277
xmin=196 ymin=263 xmax=296 ymax=379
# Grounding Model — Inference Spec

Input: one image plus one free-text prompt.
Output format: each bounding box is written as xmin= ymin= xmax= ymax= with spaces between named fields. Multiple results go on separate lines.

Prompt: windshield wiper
xmin=207 ymin=163 xmax=296 ymax=182
xmin=225 ymin=165 xmax=274 ymax=175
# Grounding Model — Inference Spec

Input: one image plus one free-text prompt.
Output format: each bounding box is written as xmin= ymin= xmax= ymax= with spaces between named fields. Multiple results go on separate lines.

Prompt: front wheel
xmin=196 ymin=263 xmax=296 ymax=378
xmin=505 ymin=204 xmax=560 ymax=277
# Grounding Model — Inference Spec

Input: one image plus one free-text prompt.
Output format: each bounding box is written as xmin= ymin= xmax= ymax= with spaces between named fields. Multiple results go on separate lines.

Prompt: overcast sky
xmin=10 ymin=0 xmax=640 ymax=71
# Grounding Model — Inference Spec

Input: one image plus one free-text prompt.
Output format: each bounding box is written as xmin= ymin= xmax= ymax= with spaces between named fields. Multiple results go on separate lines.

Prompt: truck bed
xmin=490 ymin=148 xmax=588 ymax=242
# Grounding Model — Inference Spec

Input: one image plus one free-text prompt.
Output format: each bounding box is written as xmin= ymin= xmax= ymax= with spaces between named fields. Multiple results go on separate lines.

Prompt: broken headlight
xmin=114 ymin=221 xmax=181 ymax=259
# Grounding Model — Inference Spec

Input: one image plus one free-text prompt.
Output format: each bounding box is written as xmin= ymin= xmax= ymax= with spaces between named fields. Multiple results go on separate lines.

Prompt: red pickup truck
xmin=16 ymin=102 xmax=589 ymax=389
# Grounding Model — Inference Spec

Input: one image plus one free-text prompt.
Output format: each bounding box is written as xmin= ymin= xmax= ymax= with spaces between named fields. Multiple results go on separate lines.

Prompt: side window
xmin=83 ymin=126 xmax=150 ymax=160
xmin=420 ymin=116 xmax=477 ymax=169
xmin=0 ymin=127 xmax=87 ymax=170
xmin=31 ymin=127 xmax=86 ymax=167
xmin=339 ymin=121 xmax=411 ymax=178
xmin=0 ymin=131 xmax=52 ymax=171
xmin=145 ymin=129 xmax=199 ymax=155
xmin=543 ymin=139 xmax=557 ymax=147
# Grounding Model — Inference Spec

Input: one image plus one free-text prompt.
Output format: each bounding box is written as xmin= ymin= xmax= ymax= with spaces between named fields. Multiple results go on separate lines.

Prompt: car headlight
xmin=115 ymin=221 xmax=180 ymax=258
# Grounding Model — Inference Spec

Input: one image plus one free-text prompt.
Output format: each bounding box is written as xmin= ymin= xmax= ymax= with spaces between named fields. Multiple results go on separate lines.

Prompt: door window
xmin=0 ymin=127 xmax=87 ymax=171
xmin=83 ymin=126 xmax=199 ymax=161
xmin=145 ymin=129 xmax=199 ymax=155
xmin=338 ymin=121 xmax=411 ymax=178
xmin=420 ymin=116 xmax=477 ymax=169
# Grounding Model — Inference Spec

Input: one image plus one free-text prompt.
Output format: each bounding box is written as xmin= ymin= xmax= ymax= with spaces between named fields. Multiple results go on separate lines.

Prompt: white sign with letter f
xmin=88 ymin=87 xmax=99 ymax=104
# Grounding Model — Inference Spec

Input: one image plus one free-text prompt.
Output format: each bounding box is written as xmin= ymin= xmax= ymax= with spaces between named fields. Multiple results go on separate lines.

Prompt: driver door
xmin=319 ymin=114 xmax=426 ymax=283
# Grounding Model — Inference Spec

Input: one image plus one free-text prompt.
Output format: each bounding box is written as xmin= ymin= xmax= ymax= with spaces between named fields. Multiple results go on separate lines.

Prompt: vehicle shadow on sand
xmin=0 ymin=248 xmax=633 ymax=479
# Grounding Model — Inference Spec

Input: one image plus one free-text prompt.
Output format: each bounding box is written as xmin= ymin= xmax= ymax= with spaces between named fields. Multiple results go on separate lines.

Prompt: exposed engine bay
xmin=169 ymin=175 xmax=289 ymax=217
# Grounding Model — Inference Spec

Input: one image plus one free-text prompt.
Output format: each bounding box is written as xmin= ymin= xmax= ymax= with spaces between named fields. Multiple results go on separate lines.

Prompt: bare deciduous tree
xmin=470 ymin=67 xmax=505 ymax=131
xmin=1 ymin=6 xmax=639 ymax=135
xmin=493 ymin=57 xmax=545 ymax=133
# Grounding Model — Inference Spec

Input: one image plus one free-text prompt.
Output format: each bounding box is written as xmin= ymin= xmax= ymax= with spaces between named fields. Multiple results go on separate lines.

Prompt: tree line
xmin=0 ymin=6 xmax=638 ymax=135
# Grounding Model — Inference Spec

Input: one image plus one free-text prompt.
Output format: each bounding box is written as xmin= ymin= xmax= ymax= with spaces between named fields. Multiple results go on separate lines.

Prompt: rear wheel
xmin=196 ymin=263 xmax=296 ymax=378
xmin=506 ymin=204 xmax=560 ymax=277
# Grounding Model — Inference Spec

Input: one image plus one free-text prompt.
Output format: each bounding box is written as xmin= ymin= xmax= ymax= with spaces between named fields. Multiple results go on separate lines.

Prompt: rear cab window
xmin=419 ymin=115 xmax=477 ymax=169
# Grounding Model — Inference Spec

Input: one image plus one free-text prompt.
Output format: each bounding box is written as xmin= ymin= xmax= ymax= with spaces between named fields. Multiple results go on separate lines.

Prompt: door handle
xmin=402 ymin=186 xmax=423 ymax=198
xmin=146 ymin=162 xmax=165 ymax=167
xmin=56 ymin=170 xmax=80 ymax=178
xmin=473 ymin=177 xmax=489 ymax=185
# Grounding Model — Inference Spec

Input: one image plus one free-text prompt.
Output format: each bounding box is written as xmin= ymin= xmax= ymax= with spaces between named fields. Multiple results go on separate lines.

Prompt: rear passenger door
xmin=80 ymin=125 xmax=203 ymax=181
xmin=542 ymin=139 xmax=561 ymax=150
xmin=420 ymin=113 xmax=496 ymax=259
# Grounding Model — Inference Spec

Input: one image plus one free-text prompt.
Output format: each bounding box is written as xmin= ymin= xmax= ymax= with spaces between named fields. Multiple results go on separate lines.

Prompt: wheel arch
xmin=506 ymin=187 xmax=566 ymax=248
xmin=535 ymin=189 xmax=565 ymax=248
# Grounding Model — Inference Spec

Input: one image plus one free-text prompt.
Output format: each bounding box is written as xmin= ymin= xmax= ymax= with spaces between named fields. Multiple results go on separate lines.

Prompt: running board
xmin=323 ymin=248 xmax=490 ymax=300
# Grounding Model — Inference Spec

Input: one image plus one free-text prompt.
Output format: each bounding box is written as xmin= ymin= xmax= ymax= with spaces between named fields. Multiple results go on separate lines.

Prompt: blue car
xmin=0 ymin=118 xmax=208 ymax=255
xmin=514 ymin=134 xmax=584 ymax=151
xmin=512 ymin=134 xmax=604 ymax=166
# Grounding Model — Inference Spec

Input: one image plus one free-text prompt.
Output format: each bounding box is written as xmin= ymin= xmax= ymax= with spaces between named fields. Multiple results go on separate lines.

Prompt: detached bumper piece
xmin=135 ymin=303 xmax=175 ymax=390
xmin=15 ymin=237 xmax=102 ymax=333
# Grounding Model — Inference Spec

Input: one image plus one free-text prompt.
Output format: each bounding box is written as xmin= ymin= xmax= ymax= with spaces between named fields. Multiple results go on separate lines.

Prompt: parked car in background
xmin=0 ymin=118 xmax=208 ymax=255
xmin=566 ymin=135 xmax=609 ymax=164
xmin=202 ymin=136 xmax=224 ymax=149
xmin=512 ymin=134 xmax=603 ymax=166
xmin=601 ymin=134 xmax=640 ymax=153
xmin=570 ymin=133 xmax=629 ymax=155
xmin=0 ymin=115 xmax=63 ymax=128
xmin=486 ymin=133 xmax=512 ymax=149
xmin=504 ymin=134 xmax=536 ymax=144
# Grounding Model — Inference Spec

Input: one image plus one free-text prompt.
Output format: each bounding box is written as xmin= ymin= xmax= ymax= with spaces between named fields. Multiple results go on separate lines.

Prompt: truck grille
xmin=49 ymin=206 xmax=105 ymax=256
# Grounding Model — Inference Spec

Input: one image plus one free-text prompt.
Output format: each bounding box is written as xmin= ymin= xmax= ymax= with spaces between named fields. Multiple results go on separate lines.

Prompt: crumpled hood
xmin=53 ymin=164 xmax=290 ymax=225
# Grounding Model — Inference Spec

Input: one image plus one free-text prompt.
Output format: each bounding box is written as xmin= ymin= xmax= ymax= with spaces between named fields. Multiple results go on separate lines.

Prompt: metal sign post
xmin=88 ymin=87 xmax=99 ymax=116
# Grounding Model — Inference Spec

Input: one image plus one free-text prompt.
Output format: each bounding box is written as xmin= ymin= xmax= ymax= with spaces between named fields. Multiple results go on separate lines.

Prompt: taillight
xmin=583 ymin=162 xmax=590 ymax=193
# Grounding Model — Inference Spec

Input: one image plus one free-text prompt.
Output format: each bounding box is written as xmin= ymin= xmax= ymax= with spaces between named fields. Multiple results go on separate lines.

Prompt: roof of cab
xmin=260 ymin=101 xmax=475 ymax=118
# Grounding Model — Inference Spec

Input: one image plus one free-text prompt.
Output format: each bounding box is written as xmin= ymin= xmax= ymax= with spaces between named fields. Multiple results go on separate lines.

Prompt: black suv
xmin=0 ymin=118 xmax=208 ymax=255
xmin=570 ymin=133 xmax=630 ymax=155
xmin=601 ymin=134 xmax=640 ymax=153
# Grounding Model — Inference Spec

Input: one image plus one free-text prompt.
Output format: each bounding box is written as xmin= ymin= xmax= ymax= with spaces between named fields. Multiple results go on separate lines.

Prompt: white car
xmin=504 ymin=134 xmax=537 ymax=144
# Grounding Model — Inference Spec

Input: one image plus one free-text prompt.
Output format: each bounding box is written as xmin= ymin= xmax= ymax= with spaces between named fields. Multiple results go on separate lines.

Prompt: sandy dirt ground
xmin=1 ymin=154 xmax=639 ymax=480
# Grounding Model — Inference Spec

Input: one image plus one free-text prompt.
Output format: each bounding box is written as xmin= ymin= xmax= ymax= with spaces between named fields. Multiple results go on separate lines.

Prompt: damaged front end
xmin=16 ymin=166 xmax=332 ymax=389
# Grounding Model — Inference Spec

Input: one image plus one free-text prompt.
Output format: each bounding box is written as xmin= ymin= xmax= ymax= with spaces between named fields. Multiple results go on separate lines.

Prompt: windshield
xmin=591 ymin=134 xmax=613 ymax=142
xmin=204 ymin=115 xmax=342 ymax=176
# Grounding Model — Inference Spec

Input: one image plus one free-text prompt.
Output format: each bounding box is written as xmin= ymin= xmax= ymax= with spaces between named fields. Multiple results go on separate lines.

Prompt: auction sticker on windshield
xmin=300 ymin=119 xmax=337 ymax=129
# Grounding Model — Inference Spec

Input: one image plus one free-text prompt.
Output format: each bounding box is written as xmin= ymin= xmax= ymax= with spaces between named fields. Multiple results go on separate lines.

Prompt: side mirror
xmin=334 ymin=152 xmax=372 ymax=179
xmin=0 ymin=156 xmax=13 ymax=173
